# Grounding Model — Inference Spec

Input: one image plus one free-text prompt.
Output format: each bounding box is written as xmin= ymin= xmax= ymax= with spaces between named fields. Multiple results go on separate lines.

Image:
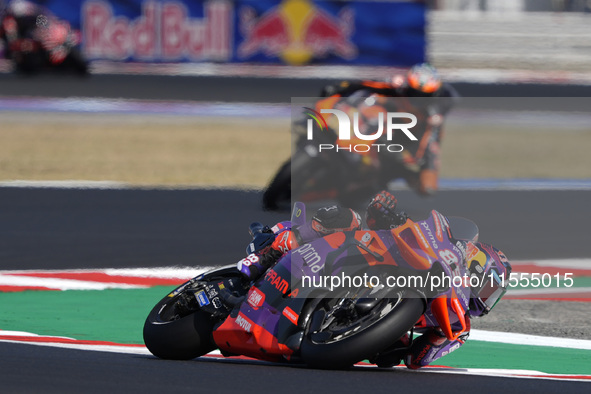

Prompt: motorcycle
xmin=262 ymin=94 xmax=441 ymax=211
xmin=1 ymin=9 xmax=88 ymax=75
xmin=143 ymin=202 xmax=507 ymax=369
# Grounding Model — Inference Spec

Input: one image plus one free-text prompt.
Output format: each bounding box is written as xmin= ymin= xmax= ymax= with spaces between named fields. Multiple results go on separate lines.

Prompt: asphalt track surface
xmin=1 ymin=73 xmax=590 ymax=393
xmin=3 ymin=73 xmax=591 ymax=103
xmin=1 ymin=188 xmax=590 ymax=271
xmin=3 ymin=341 xmax=590 ymax=394
xmin=3 ymin=341 xmax=589 ymax=394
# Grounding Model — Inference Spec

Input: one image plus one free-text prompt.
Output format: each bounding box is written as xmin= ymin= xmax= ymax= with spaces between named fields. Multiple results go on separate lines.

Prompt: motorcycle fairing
xmin=212 ymin=308 xmax=293 ymax=362
xmin=213 ymin=209 xmax=473 ymax=361
xmin=412 ymin=211 xmax=472 ymax=338
xmin=212 ymin=258 xmax=304 ymax=362
xmin=391 ymin=221 xmax=438 ymax=270
xmin=429 ymin=293 xmax=468 ymax=341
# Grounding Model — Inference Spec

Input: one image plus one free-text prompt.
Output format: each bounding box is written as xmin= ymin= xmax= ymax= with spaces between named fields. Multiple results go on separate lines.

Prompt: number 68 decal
xmin=238 ymin=253 xmax=260 ymax=268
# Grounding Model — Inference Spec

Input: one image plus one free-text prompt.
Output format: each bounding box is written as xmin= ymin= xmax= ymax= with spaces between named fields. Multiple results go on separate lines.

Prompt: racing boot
xmin=418 ymin=169 xmax=438 ymax=196
xmin=373 ymin=333 xmax=411 ymax=368
xmin=404 ymin=326 xmax=469 ymax=369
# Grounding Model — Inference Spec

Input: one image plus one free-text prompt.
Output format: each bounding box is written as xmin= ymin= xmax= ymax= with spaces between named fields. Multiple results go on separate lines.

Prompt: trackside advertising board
xmin=35 ymin=0 xmax=426 ymax=66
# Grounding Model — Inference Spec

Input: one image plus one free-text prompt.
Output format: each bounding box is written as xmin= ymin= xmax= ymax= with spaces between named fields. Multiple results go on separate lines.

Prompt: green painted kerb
xmin=0 ymin=287 xmax=172 ymax=345
xmin=436 ymin=340 xmax=591 ymax=375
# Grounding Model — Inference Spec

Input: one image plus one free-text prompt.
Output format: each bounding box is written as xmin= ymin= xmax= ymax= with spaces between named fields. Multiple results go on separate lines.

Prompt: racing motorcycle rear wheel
xmin=300 ymin=289 xmax=425 ymax=369
xmin=62 ymin=48 xmax=89 ymax=76
xmin=143 ymin=266 xmax=241 ymax=360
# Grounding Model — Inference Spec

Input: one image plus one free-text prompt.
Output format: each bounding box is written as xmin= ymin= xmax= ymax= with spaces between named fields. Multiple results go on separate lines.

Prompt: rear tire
xmin=143 ymin=267 xmax=242 ymax=360
xmin=300 ymin=290 xmax=425 ymax=369
xmin=143 ymin=286 xmax=216 ymax=360
xmin=63 ymin=48 xmax=89 ymax=76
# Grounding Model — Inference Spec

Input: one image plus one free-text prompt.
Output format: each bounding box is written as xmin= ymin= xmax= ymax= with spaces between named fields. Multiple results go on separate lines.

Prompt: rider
xmin=239 ymin=190 xmax=510 ymax=369
xmin=0 ymin=0 xmax=71 ymax=72
xmin=0 ymin=0 xmax=44 ymax=56
xmin=318 ymin=63 xmax=458 ymax=196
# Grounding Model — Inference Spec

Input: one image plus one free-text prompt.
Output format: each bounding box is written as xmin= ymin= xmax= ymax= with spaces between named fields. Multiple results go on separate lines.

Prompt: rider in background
xmin=0 ymin=0 xmax=44 ymax=59
xmin=319 ymin=64 xmax=459 ymax=196
xmin=0 ymin=0 xmax=82 ymax=74
xmin=239 ymin=190 xmax=510 ymax=369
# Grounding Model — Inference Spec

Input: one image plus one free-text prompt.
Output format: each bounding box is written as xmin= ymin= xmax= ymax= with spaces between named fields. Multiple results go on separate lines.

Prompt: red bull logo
xmin=83 ymin=0 xmax=232 ymax=61
xmin=238 ymin=0 xmax=357 ymax=65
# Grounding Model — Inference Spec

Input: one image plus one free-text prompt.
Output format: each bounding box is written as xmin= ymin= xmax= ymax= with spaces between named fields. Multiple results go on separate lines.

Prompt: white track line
xmin=507 ymin=287 xmax=591 ymax=296
xmin=513 ymin=259 xmax=591 ymax=269
xmin=470 ymin=330 xmax=591 ymax=350
xmin=0 ymin=274 xmax=147 ymax=290
xmin=3 ymin=179 xmax=591 ymax=190
xmin=0 ymin=338 xmax=153 ymax=356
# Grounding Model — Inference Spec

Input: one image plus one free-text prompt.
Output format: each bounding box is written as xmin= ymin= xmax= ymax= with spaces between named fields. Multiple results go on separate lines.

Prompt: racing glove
xmin=251 ymin=230 xmax=299 ymax=279
xmin=240 ymin=224 xmax=299 ymax=281
xmin=366 ymin=190 xmax=408 ymax=230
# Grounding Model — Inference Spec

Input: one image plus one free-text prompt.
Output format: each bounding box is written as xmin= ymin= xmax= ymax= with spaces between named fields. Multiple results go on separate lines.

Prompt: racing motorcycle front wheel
xmin=262 ymin=158 xmax=291 ymax=211
xmin=300 ymin=289 xmax=425 ymax=369
xmin=262 ymin=149 xmax=339 ymax=211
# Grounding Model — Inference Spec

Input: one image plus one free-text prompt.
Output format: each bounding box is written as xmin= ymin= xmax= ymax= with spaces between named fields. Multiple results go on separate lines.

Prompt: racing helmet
xmin=311 ymin=205 xmax=362 ymax=235
xmin=7 ymin=0 xmax=36 ymax=17
xmin=466 ymin=242 xmax=512 ymax=316
xmin=405 ymin=63 xmax=442 ymax=97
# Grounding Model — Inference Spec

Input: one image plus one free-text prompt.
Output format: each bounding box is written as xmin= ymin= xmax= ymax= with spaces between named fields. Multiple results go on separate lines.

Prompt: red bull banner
xmin=39 ymin=0 xmax=426 ymax=66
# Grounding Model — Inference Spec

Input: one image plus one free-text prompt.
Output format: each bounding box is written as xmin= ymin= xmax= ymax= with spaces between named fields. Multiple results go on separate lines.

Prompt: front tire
xmin=262 ymin=159 xmax=291 ymax=211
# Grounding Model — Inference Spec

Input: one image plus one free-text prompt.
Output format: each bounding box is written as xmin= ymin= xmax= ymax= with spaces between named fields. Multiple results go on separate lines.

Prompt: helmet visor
xmin=478 ymin=269 xmax=507 ymax=312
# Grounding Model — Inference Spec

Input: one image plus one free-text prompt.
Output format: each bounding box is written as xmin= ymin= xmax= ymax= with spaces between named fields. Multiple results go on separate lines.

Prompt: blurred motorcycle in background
xmin=0 ymin=0 xmax=88 ymax=75
xmin=263 ymin=86 xmax=457 ymax=211
xmin=263 ymin=65 xmax=458 ymax=211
